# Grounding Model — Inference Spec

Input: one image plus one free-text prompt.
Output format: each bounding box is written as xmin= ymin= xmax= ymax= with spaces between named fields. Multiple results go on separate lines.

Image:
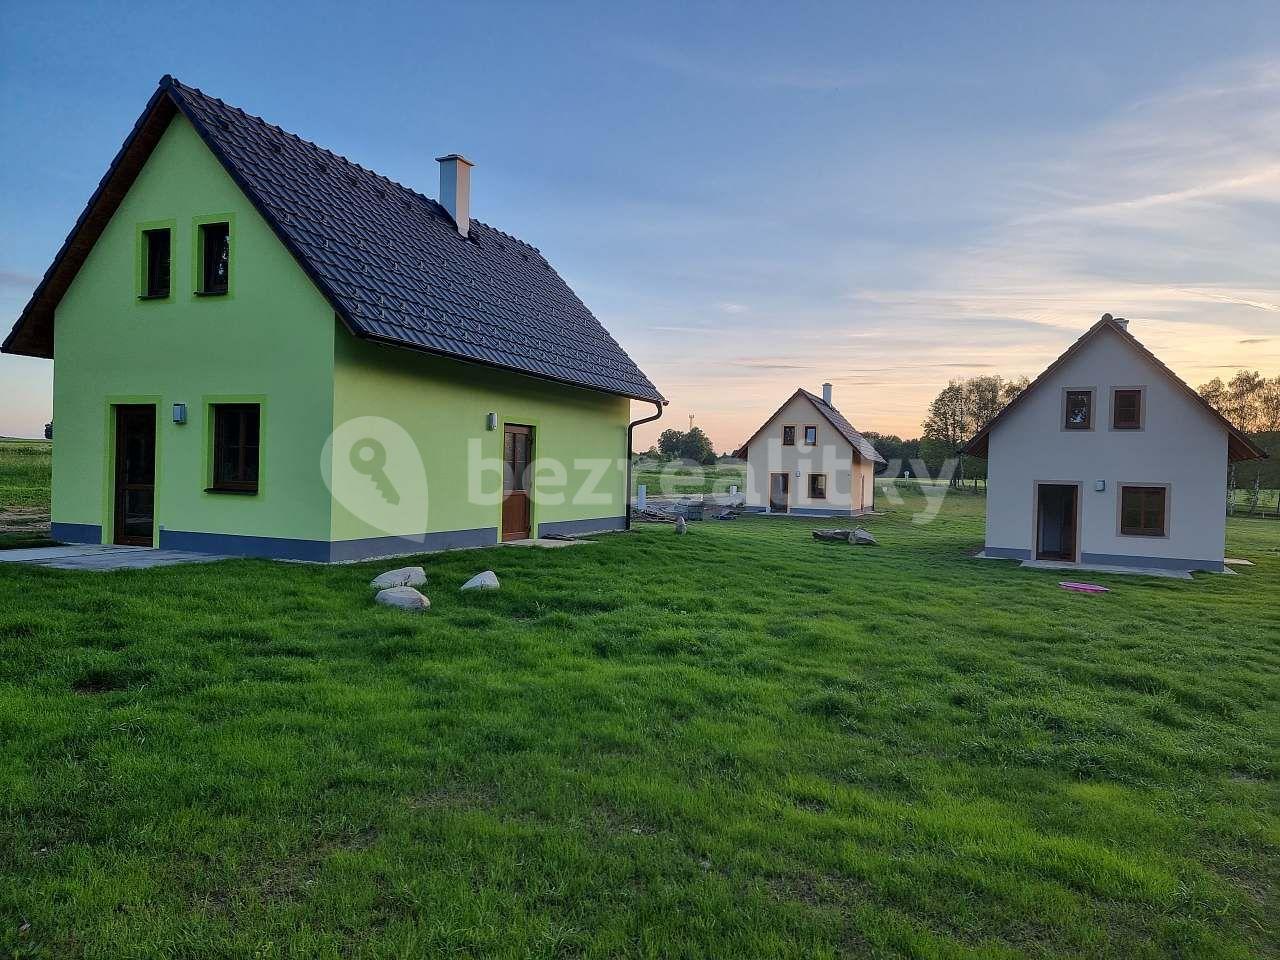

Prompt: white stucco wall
xmin=984 ymin=325 xmax=1229 ymax=570
xmin=741 ymin=393 xmax=876 ymax=514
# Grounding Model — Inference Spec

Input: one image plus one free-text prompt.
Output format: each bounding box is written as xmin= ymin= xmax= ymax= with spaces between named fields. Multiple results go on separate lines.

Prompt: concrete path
xmin=1017 ymin=559 xmax=1193 ymax=580
xmin=0 ymin=544 xmax=231 ymax=570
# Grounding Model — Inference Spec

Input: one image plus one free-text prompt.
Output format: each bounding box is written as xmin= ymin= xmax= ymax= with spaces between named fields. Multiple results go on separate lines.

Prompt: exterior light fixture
xmin=172 ymin=402 xmax=187 ymax=424
xmin=486 ymin=412 xmax=497 ymax=431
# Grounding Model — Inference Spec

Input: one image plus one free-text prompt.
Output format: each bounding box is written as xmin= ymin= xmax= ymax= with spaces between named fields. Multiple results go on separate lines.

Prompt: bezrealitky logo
xmin=321 ymin=417 xmax=429 ymax=538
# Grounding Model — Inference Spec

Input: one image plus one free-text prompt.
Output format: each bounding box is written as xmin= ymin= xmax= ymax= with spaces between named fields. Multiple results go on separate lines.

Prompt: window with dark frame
xmin=1113 ymin=389 xmax=1142 ymax=429
xmin=808 ymin=474 xmax=827 ymax=499
xmin=142 ymin=228 xmax=170 ymax=298
xmin=1120 ymin=485 xmax=1166 ymax=536
xmin=1064 ymin=390 xmax=1092 ymax=429
xmin=803 ymin=425 xmax=818 ymax=445
xmin=211 ymin=404 xmax=260 ymax=492
xmin=782 ymin=425 xmax=795 ymax=446
xmin=199 ymin=221 xmax=230 ymax=295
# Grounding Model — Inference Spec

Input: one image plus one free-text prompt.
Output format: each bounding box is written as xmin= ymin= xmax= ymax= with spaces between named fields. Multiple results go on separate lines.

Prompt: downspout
xmin=625 ymin=400 xmax=665 ymax=529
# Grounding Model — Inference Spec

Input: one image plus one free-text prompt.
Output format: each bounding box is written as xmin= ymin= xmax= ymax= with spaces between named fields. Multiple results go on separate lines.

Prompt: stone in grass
xmin=370 ymin=566 xmax=426 ymax=589
xmin=851 ymin=528 xmax=878 ymax=545
xmin=675 ymin=516 xmax=687 ymax=535
xmin=374 ymin=586 xmax=431 ymax=611
xmin=461 ymin=570 xmax=500 ymax=591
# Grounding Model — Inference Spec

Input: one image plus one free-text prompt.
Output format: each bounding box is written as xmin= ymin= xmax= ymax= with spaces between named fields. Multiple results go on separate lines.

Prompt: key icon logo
xmin=350 ymin=438 xmax=400 ymax=505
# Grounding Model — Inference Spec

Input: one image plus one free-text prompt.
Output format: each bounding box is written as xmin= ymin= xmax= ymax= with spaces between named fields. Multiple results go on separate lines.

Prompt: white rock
xmin=675 ymin=516 xmax=687 ymax=535
xmin=851 ymin=528 xmax=878 ymax=545
xmin=460 ymin=570 xmax=500 ymax=591
xmin=374 ymin=586 xmax=430 ymax=611
xmin=370 ymin=566 xmax=426 ymax=589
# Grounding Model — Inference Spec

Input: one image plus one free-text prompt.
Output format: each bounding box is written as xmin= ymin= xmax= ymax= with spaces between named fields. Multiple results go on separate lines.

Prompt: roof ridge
xmin=167 ymin=76 xmax=545 ymax=254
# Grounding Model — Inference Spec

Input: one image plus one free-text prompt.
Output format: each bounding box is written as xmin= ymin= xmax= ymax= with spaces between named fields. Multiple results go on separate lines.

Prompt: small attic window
xmin=140 ymin=227 xmax=170 ymax=299
xmin=197 ymin=221 xmax=230 ymax=296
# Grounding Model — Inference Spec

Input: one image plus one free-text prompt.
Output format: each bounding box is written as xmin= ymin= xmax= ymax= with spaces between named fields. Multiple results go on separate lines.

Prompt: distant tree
xmin=682 ymin=426 xmax=717 ymax=465
xmin=657 ymin=429 xmax=685 ymax=459
xmin=921 ymin=375 xmax=1028 ymax=486
xmin=860 ymin=432 xmax=920 ymax=477
xmin=43 ymin=421 xmax=53 ymax=440
xmin=655 ymin=427 xmax=717 ymax=465
xmin=1198 ymin=370 xmax=1280 ymax=434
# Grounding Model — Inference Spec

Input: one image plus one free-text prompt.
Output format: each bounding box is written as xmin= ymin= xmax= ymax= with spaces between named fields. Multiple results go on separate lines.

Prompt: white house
xmin=964 ymin=314 xmax=1267 ymax=573
xmin=734 ymin=385 xmax=885 ymax=516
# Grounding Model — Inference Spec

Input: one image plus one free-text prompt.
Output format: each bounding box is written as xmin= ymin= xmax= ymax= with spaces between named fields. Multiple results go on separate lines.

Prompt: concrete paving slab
xmin=0 ymin=545 xmax=231 ymax=570
xmin=1018 ymin=559 xmax=1192 ymax=580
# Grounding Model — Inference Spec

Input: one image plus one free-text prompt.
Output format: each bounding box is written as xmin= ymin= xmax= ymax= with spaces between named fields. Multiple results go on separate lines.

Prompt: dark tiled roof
xmin=735 ymin=388 xmax=886 ymax=464
xmin=4 ymin=76 xmax=664 ymax=404
xmin=798 ymin=389 xmax=887 ymax=464
xmin=963 ymin=314 xmax=1267 ymax=462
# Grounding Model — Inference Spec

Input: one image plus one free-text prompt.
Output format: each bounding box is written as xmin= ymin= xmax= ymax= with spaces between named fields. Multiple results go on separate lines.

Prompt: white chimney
xmin=436 ymin=154 xmax=474 ymax=237
xmin=821 ymin=382 xmax=833 ymax=405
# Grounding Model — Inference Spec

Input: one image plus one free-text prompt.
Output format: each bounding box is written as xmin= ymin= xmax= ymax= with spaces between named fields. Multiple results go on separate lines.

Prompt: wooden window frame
xmin=134 ymin=219 xmax=175 ymax=302
xmin=807 ymin=473 xmax=827 ymax=499
xmin=1111 ymin=387 xmax=1144 ymax=431
xmin=141 ymin=227 xmax=171 ymax=299
xmin=803 ymin=425 xmax=818 ymax=446
xmin=1062 ymin=388 xmax=1094 ymax=431
xmin=781 ymin=425 xmax=796 ymax=446
xmin=1117 ymin=483 xmax=1168 ymax=538
xmin=209 ymin=403 xmax=261 ymax=494
xmin=193 ymin=214 xmax=235 ymax=298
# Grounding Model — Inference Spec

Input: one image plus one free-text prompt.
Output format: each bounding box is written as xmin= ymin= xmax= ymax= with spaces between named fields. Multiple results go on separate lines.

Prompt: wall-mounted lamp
xmin=486 ymin=412 xmax=497 ymax=431
xmin=172 ymin=402 xmax=187 ymax=425
xmin=1094 ymin=479 xmax=1106 ymax=492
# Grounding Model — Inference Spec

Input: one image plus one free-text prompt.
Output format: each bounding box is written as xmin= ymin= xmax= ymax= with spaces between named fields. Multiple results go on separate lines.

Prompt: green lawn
xmin=0 ymin=489 xmax=1277 ymax=958
xmin=633 ymin=460 xmax=746 ymax=495
xmin=0 ymin=440 xmax=53 ymax=549
xmin=0 ymin=440 xmax=51 ymax=510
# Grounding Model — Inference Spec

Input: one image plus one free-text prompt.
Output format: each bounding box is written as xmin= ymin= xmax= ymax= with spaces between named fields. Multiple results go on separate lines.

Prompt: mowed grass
xmin=0 ymin=440 xmax=51 ymax=510
xmin=0 ymin=440 xmax=53 ymax=550
xmin=633 ymin=460 xmax=746 ymax=495
xmin=0 ymin=490 xmax=1277 ymax=959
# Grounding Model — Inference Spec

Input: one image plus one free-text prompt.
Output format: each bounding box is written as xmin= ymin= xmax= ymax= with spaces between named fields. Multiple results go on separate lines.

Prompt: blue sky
xmin=3 ymin=1 xmax=1280 ymax=448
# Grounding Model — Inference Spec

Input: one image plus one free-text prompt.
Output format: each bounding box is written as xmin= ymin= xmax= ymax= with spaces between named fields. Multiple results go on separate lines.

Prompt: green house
xmin=3 ymin=76 xmax=665 ymax=561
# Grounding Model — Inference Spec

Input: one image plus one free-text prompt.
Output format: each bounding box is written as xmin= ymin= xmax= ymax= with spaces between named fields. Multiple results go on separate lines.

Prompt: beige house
xmin=735 ymin=385 xmax=885 ymax=516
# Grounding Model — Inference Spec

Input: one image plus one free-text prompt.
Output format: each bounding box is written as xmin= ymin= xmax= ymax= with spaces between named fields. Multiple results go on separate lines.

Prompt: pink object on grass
xmin=1059 ymin=581 xmax=1109 ymax=593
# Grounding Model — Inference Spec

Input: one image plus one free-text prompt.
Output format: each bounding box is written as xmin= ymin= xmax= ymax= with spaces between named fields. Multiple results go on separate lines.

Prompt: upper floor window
xmin=803 ymin=425 xmax=818 ymax=445
xmin=808 ymin=474 xmax=827 ymax=499
xmin=1120 ymin=485 xmax=1166 ymax=537
xmin=782 ymin=425 xmax=795 ymax=446
xmin=1064 ymin=390 xmax=1092 ymax=430
xmin=141 ymin=227 xmax=170 ymax=298
xmin=1113 ymin=389 xmax=1142 ymax=430
xmin=198 ymin=221 xmax=230 ymax=295
xmin=211 ymin=403 xmax=260 ymax=493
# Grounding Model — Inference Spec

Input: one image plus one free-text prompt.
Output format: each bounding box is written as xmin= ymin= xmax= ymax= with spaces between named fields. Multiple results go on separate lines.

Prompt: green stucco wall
xmin=51 ymin=114 xmax=337 ymax=545
xmin=49 ymin=110 xmax=634 ymax=557
xmin=331 ymin=332 xmax=631 ymax=543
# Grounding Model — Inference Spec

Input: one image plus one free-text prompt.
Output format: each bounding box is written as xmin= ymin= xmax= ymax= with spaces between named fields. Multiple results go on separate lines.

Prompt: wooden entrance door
xmin=1035 ymin=483 xmax=1078 ymax=561
xmin=113 ymin=405 xmax=156 ymax=546
xmin=769 ymin=472 xmax=789 ymax=513
xmin=502 ymin=424 xmax=533 ymax=541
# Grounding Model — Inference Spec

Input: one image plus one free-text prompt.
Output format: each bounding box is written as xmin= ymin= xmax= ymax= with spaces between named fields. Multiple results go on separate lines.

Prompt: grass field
xmin=0 ymin=440 xmax=51 ymax=510
xmin=632 ymin=459 xmax=746 ymax=495
xmin=0 ymin=440 xmax=53 ymax=549
xmin=0 ymin=484 xmax=1276 ymax=958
